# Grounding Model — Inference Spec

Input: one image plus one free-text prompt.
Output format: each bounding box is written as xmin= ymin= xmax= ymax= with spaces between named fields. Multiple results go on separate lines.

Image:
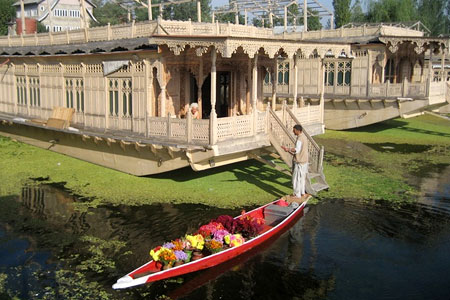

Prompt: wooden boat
xmin=112 ymin=198 xmax=309 ymax=289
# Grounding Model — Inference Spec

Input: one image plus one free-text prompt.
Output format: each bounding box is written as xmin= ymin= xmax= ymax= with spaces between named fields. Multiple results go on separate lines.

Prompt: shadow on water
xmin=1 ymin=164 xmax=450 ymax=300
xmin=149 ymin=159 xmax=292 ymax=198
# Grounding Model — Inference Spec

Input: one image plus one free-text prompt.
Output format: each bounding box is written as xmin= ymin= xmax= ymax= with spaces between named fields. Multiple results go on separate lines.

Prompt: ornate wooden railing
xmin=267 ymin=105 xmax=323 ymax=174
xmin=0 ymin=19 xmax=274 ymax=47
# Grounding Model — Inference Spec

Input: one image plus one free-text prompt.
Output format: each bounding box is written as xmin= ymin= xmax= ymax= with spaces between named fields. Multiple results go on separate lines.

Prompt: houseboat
xmin=0 ymin=18 xmax=352 ymax=194
xmin=262 ymin=23 xmax=449 ymax=129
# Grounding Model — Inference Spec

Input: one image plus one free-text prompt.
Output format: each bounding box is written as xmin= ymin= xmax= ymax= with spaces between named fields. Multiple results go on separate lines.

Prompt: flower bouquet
xmin=148 ymin=213 xmax=265 ymax=269
xmin=204 ymin=239 xmax=224 ymax=254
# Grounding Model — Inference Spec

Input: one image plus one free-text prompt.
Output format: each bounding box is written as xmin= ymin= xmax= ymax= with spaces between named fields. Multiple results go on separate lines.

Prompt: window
xmin=16 ymin=76 xmax=27 ymax=105
xmin=384 ymin=58 xmax=395 ymax=83
xmin=40 ymin=6 xmax=45 ymax=11
xmin=29 ymin=77 xmax=40 ymax=107
xmin=447 ymin=71 xmax=450 ymax=82
xmin=324 ymin=60 xmax=352 ymax=87
xmin=264 ymin=71 xmax=272 ymax=85
xmin=324 ymin=62 xmax=335 ymax=86
xmin=108 ymin=78 xmax=132 ymax=117
xmin=69 ymin=10 xmax=80 ymax=18
xmin=65 ymin=78 xmax=84 ymax=112
xmin=53 ymin=26 xmax=63 ymax=32
xmin=337 ymin=61 xmax=351 ymax=86
xmin=277 ymin=62 xmax=289 ymax=85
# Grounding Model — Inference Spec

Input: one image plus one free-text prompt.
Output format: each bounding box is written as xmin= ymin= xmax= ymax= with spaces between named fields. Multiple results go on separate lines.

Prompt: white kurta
xmin=292 ymin=139 xmax=308 ymax=197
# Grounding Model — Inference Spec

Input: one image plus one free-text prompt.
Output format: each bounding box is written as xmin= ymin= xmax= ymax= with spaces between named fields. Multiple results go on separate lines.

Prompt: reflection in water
xmin=0 ymin=170 xmax=450 ymax=299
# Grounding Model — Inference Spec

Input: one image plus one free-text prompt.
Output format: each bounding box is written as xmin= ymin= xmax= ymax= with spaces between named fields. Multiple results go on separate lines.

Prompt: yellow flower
xmin=224 ymin=234 xmax=245 ymax=247
xmin=150 ymin=246 xmax=170 ymax=261
xmin=186 ymin=234 xmax=204 ymax=250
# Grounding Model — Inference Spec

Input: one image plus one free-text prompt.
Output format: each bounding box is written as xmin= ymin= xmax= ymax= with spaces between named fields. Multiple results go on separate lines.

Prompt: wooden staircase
xmin=253 ymin=103 xmax=329 ymax=195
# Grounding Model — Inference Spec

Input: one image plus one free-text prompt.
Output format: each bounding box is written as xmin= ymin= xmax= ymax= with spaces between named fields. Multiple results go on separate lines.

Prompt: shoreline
xmin=0 ymin=114 xmax=449 ymax=209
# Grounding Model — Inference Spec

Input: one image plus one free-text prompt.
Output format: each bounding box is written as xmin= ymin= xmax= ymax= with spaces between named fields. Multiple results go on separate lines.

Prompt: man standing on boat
xmin=282 ymin=124 xmax=309 ymax=200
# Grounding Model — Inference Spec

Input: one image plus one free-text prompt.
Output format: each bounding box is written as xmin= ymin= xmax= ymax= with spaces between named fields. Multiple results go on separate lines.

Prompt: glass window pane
xmin=338 ymin=71 xmax=343 ymax=85
xmin=109 ymin=91 xmax=113 ymax=115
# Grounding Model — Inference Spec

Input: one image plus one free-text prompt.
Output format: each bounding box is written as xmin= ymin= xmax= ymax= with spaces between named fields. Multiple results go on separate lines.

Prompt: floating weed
xmin=64 ymin=236 xmax=129 ymax=274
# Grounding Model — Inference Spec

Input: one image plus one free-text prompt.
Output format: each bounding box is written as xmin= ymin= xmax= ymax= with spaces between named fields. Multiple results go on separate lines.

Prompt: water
xmin=0 ymin=170 xmax=449 ymax=299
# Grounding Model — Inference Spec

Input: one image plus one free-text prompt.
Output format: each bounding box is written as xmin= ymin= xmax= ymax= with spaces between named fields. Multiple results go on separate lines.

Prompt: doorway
xmin=201 ymin=72 xmax=231 ymax=118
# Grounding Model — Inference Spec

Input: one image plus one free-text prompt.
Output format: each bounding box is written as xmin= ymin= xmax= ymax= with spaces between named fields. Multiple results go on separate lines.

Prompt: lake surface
xmin=0 ymin=167 xmax=449 ymax=300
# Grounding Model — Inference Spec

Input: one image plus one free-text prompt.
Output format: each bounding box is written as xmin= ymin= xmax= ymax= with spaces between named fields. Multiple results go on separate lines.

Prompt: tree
xmin=37 ymin=22 xmax=48 ymax=33
xmin=161 ymin=0 xmax=211 ymax=22
xmin=351 ymin=0 xmax=366 ymax=23
xmin=215 ymin=12 xmax=245 ymax=24
xmin=333 ymin=0 xmax=351 ymax=28
xmin=92 ymin=0 xmax=128 ymax=26
xmin=417 ymin=0 xmax=447 ymax=35
xmin=366 ymin=0 xmax=417 ymax=23
xmin=0 ymin=0 xmax=15 ymax=35
xmin=298 ymin=9 xmax=322 ymax=31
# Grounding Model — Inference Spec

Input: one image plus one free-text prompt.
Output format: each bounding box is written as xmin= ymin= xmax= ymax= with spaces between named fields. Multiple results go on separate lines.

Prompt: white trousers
xmin=292 ymin=162 xmax=308 ymax=197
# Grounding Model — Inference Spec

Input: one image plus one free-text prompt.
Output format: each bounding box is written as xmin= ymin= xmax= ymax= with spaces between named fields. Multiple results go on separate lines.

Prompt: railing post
xmin=167 ymin=113 xmax=171 ymax=139
xmin=266 ymin=102 xmax=270 ymax=134
xmin=282 ymin=100 xmax=286 ymax=127
xmin=319 ymin=145 xmax=324 ymax=172
xmin=386 ymin=81 xmax=390 ymax=98
xmin=402 ymin=79 xmax=408 ymax=97
xmin=66 ymin=29 xmax=70 ymax=44
xmin=84 ymin=26 xmax=89 ymax=43
xmin=34 ymin=32 xmax=38 ymax=46
xmin=8 ymin=34 xmax=11 ymax=47
xmin=20 ymin=33 xmax=24 ymax=46
xmin=188 ymin=19 xmax=192 ymax=35
xmin=307 ymin=103 xmax=310 ymax=123
xmin=209 ymin=115 xmax=217 ymax=145
xmin=186 ymin=110 xmax=192 ymax=143
xmin=107 ymin=23 xmax=112 ymax=40
xmin=131 ymin=20 xmax=135 ymax=38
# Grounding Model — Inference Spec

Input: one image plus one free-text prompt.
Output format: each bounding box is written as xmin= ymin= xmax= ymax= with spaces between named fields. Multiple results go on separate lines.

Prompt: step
xmin=311 ymin=182 xmax=329 ymax=192
xmin=307 ymin=172 xmax=321 ymax=179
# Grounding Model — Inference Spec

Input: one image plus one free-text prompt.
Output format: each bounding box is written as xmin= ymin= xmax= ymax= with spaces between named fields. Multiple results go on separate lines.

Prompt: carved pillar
xmin=210 ymin=48 xmax=217 ymax=144
xmin=320 ymin=58 xmax=325 ymax=124
xmin=293 ymin=54 xmax=298 ymax=110
xmin=144 ymin=59 xmax=152 ymax=136
xmin=441 ymin=48 xmax=446 ymax=82
xmin=197 ymin=1 xmax=201 ymax=22
xmin=252 ymin=54 xmax=258 ymax=110
xmin=157 ymin=59 xmax=167 ymax=117
xmin=271 ymin=57 xmax=278 ymax=110
xmin=20 ymin=0 xmax=26 ymax=34
xmin=246 ymin=58 xmax=251 ymax=114
xmin=427 ymin=45 xmax=433 ymax=96
xmin=197 ymin=58 xmax=203 ymax=118
xmin=367 ymin=50 xmax=372 ymax=97
xmin=303 ymin=0 xmax=307 ymax=32
xmin=148 ymin=0 xmax=152 ymax=21
xmin=252 ymin=54 xmax=258 ymax=134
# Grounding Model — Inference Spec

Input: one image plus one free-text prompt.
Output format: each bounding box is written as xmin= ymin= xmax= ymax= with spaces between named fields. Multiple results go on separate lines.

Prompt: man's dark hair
xmin=293 ymin=124 xmax=303 ymax=131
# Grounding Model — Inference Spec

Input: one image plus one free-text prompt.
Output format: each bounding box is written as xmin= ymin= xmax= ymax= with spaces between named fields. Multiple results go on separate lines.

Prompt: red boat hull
xmin=113 ymin=199 xmax=307 ymax=289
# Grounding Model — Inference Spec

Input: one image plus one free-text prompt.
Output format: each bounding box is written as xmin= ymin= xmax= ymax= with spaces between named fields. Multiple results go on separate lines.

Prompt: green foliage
xmin=92 ymin=0 xmax=128 ymax=26
xmin=350 ymin=0 xmax=366 ymax=23
xmin=40 ymin=270 xmax=111 ymax=300
xmin=37 ymin=22 xmax=48 ymax=33
xmin=161 ymin=0 xmax=211 ymax=22
xmin=366 ymin=0 xmax=417 ymax=23
xmin=306 ymin=9 xmax=322 ymax=30
xmin=215 ymin=12 xmax=245 ymax=25
xmin=417 ymin=0 xmax=448 ymax=35
xmin=333 ymin=0 xmax=352 ymax=28
xmin=0 ymin=0 xmax=15 ymax=35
